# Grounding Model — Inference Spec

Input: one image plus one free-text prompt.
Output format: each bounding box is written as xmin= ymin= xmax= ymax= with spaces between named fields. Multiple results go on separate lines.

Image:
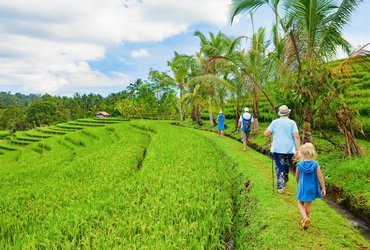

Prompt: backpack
xmin=241 ymin=114 xmax=252 ymax=132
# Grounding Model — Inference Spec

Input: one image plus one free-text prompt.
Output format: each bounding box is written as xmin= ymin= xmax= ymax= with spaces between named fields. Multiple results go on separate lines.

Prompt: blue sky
xmin=0 ymin=0 xmax=369 ymax=96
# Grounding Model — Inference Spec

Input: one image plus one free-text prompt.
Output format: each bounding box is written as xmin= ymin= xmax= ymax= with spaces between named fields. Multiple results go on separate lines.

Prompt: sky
xmin=0 ymin=0 xmax=369 ymax=97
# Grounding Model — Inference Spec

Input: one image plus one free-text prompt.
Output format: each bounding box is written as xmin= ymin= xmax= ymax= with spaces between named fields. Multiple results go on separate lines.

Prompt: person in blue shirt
xmin=264 ymin=105 xmax=300 ymax=194
xmin=237 ymin=107 xmax=254 ymax=151
xmin=295 ymin=143 xmax=326 ymax=230
xmin=217 ymin=111 xmax=225 ymax=137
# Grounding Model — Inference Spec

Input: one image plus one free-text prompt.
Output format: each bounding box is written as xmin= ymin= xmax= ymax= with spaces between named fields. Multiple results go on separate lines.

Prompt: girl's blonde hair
xmin=299 ymin=143 xmax=317 ymax=160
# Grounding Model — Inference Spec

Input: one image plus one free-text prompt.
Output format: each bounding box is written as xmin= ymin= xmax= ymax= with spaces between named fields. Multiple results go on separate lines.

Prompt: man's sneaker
xmin=278 ymin=188 xmax=285 ymax=194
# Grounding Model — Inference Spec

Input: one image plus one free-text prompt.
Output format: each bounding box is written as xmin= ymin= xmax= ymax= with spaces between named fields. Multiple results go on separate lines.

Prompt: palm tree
xmin=193 ymin=31 xmax=239 ymax=126
xmin=127 ymin=79 xmax=144 ymax=97
xmin=240 ymin=27 xmax=270 ymax=133
xmin=167 ymin=52 xmax=202 ymax=121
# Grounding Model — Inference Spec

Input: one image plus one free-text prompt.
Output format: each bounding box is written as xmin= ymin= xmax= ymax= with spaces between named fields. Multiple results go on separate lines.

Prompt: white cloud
xmin=130 ymin=49 xmax=149 ymax=58
xmin=0 ymin=0 xmax=231 ymax=95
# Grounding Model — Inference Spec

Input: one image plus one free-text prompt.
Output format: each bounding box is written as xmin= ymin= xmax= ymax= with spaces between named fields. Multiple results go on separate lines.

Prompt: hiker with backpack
xmin=237 ymin=107 xmax=253 ymax=151
xmin=264 ymin=105 xmax=300 ymax=194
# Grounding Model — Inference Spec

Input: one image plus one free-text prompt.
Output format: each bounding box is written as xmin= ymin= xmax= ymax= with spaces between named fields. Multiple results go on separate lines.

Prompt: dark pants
xmin=272 ymin=153 xmax=293 ymax=189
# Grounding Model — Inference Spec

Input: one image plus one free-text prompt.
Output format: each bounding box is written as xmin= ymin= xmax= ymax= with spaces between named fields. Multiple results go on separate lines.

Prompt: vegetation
xmin=0 ymin=121 xmax=368 ymax=248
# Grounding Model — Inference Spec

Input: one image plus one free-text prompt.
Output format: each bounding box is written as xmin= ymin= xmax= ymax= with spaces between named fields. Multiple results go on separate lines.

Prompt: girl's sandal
xmin=302 ymin=218 xmax=311 ymax=230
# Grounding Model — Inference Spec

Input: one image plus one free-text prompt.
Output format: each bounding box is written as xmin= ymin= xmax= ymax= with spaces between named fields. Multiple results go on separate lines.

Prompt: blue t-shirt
xmin=266 ymin=117 xmax=298 ymax=154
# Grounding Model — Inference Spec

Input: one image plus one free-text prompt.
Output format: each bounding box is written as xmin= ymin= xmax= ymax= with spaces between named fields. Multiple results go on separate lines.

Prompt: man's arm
xmin=294 ymin=132 xmax=300 ymax=158
xmin=264 ymin=130 xmax=272 ymax=136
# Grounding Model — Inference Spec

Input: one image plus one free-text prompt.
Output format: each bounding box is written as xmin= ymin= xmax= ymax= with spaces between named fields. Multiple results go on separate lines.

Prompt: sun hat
xmin=278 ymin=105 xmax=291 ymax=116
xmin=244 ymin=107 xmax=249 ymax=112
xmin=219 ymin=110 xmax=223 ymax=114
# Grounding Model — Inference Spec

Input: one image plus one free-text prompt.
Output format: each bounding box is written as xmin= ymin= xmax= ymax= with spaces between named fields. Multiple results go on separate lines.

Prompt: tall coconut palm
xmin=193 ymin=31 xmax=237 ymax=126
xmin=167 ymin=52 xmax=202 ymax=121
xmin=242 ymin=27 xmax=270 ymax=133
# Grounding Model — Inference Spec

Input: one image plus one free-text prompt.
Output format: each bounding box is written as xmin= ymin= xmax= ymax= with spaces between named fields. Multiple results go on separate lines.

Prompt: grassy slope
xmin=192 ymin=127 xmax=369 ymax=249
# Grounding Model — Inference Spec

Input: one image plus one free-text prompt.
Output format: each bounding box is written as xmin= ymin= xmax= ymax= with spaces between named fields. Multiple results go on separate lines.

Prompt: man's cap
xmin=244 ymin=107 xmax=249 ymax=112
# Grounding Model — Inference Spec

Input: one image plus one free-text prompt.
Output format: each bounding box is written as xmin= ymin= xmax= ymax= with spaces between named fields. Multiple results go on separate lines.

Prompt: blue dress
xmin=296 ymin=160 xmax=322 ymax=202
xmin=218 ymin=114 xmax=225 ymax=130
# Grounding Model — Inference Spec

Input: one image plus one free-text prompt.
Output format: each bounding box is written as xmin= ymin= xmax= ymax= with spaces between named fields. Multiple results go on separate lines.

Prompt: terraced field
xmin=0 ymin=118 xmax=126 ymax=156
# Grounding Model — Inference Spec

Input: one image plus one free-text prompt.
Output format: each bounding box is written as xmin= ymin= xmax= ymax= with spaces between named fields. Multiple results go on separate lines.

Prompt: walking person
xmin=264 ymin=105 xmax=300 ymax=194
xmin=217 ymin=111 xmax=225 ymax=137
xmin=237 ymin=107 xmax=253 ymax=151
xmin=296 ymin=143 xmax=326 ymax=230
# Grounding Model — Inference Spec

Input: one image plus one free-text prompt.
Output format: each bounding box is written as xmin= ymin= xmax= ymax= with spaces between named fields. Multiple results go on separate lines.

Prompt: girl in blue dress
xmin=295 ymin=143 xmax=326 ymax=229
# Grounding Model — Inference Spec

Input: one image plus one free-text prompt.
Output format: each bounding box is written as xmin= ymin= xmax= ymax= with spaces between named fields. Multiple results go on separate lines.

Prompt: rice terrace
xmin=1 ymin=0 xmax=370 ymax=249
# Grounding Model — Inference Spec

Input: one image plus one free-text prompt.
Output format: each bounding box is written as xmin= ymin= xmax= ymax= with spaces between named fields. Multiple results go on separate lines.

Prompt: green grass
xmin=0 ymin=130 xmax=9 ymax=139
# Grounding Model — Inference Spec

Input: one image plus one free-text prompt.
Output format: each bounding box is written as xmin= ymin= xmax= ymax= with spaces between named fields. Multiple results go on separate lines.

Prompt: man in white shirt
xmin=264 ymin=105 xmax=300 ymax=194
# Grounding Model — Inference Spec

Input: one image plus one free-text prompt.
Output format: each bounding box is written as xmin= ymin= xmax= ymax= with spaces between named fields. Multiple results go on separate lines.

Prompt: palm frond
xmin=229 ymin=0 xmax=269 ymax=24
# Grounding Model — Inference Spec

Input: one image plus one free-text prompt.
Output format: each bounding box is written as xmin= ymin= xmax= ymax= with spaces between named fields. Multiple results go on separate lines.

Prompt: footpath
xmin=193 ymin=128 xmax=370 ymax=249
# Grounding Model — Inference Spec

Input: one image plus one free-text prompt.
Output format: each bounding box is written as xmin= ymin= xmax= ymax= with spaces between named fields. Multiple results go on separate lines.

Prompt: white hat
xmin=278 ymin=105 xmax=291 ymax=116
xmin=244 ymin=107 xmax=249 ymax=112
xmin=219 ymin=110 xmax=223 ymax=114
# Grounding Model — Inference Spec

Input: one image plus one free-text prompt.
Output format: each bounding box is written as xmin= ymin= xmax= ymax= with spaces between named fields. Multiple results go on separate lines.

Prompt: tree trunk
xmin=302 ymin=122 xmax=313 ymax=144
xmin=235 ymin=108 xmax=241 ymax=131
xmin=179 ymin=103 xmax=184 ymax=121
xmin=302 ymin=107 xmax=313 ymax=143
xmin=252 ymin=85 xmax=260 ymax=134
xmin=209 ymin=111 xmax=216 ymax=127
xmin=334 ymin=108 xmax=363 ymax=158
xmin=191 ymin=106 xmax=203 ymax=126
xmin=179 ymin=89 xmax=184 ymax=121
xmin=252 ymin=117 xmax=259 ymax=138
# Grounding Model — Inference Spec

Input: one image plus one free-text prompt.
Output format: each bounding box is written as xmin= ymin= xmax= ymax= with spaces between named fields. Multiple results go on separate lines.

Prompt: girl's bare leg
xmin=305 ymin=201 xmax=312 ymax=219
xmin=298 ymin=200 xmax=307 ymax=221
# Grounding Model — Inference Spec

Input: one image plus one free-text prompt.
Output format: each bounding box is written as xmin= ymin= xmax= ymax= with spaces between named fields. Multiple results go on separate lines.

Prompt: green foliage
xmin=0 ymin=130 xmax=9 ymax=138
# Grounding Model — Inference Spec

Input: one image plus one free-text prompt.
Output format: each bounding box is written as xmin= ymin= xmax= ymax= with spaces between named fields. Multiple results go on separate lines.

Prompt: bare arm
xmin=294 ymin=132 xmax=300 ymax=158
xmin=237 ymin=120 xmax=241 ymax=131
xmin=264 ymin=130 xmax=272 ymax=137
xmin=295 ymin=167 xmax=299 ymax=184
xmin=317 ymin=165 xmax=326 ymax=196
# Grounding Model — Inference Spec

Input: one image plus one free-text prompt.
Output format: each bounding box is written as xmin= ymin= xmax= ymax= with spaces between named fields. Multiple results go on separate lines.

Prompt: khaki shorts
xmin=241 ymin=130 xmax=251 ymax=142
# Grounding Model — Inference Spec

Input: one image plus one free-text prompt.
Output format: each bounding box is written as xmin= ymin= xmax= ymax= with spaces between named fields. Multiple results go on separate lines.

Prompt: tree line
xmin=0 ymin=75 xmax=177 ymax=134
